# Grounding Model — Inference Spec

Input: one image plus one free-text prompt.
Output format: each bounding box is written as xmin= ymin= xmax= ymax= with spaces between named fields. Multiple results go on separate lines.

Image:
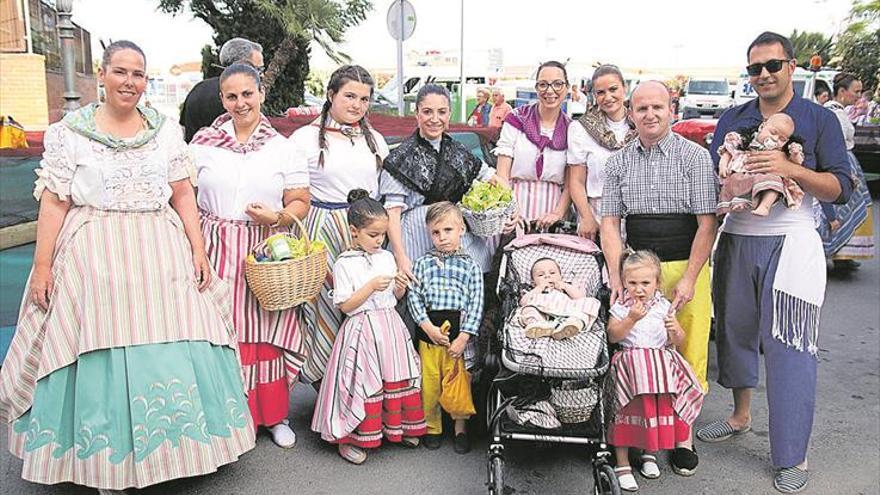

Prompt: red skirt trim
xmin=240 ymin=342 xmax=289 ymax=427
xmin=333 ymin=380 xmax=427 ymax=449
xmin=608 ymin=394 xmax=690 ymax=451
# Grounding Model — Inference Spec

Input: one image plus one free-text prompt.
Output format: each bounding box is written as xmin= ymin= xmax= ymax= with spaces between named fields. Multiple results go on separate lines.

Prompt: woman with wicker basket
xmin=288 ymin=65 xmax=390 ymax=385
xmin=381 ymin=84 xmax=501 ymax=276
xmin=494 ymin=61 xmax=574 ymax=231
xmin=0 ymin=41 xmax=254 ymax=494
xmin=191 ymin=63 xmax=310 ymax=449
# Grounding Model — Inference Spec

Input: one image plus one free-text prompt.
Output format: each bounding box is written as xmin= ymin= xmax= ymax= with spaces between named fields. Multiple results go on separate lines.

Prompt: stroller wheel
xmin=487 ymin=454 xmax=505 ymax=495
xmin=593 ymin=462 xmax=621 ymax=495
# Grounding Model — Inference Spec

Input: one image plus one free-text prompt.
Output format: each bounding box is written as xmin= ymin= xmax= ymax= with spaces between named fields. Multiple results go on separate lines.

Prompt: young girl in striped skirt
xmin=311 ymin=189 xmax=426 ymax=465
xmin=607 ymin=250 xmax=704 ymax=492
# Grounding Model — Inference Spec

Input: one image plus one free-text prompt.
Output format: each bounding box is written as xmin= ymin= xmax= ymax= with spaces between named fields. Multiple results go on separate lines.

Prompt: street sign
xmin=386 ymin=0 xmax=416 ymax=41
xmin=387 ymin=0 xmax=416 ymax=116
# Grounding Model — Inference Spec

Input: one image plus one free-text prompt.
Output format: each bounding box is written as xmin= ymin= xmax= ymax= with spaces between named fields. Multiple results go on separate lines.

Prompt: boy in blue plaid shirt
xmin=407 ymin=201 xmax=483 ymax=454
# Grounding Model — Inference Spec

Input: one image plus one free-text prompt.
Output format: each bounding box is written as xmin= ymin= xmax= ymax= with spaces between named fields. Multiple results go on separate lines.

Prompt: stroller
xmin=483 ymin=225 xmax=620 ymax=495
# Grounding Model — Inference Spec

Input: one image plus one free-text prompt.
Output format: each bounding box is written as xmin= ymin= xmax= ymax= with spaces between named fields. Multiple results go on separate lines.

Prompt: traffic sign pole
xmin=397 ymin=0 xmax=404 ymax=116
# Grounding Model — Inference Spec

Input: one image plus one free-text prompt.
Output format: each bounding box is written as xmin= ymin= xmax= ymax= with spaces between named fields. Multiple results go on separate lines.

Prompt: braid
xmin=321 ymin=64 xmax=378 ymax=169
xmin=318 ymin=99 xmax=331 ymax=168
xmin=359 ymin=116 xmax=383 ymax=170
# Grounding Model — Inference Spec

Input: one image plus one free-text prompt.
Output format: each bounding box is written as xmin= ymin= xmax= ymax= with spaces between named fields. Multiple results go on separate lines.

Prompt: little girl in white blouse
xmin=311 ymin=189 xmax=427 ymax=465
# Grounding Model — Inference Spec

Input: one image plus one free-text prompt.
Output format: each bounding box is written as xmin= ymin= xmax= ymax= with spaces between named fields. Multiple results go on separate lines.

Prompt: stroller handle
xmin=522 ymin=219 xmax=579 ymax=235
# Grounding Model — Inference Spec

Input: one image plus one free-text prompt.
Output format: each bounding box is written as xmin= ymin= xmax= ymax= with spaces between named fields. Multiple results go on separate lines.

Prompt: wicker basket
xmin=244 ymin=216 xmax=328 ymax=311
xmin=460 ymin=200 xmax=517 ymax=237
xmin=549 ymin=379 xmax=599 ymax=424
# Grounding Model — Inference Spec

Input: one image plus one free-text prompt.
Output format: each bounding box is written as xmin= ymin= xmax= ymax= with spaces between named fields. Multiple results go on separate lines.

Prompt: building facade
xmin=0 ymin=0 xmax=97 ymax=130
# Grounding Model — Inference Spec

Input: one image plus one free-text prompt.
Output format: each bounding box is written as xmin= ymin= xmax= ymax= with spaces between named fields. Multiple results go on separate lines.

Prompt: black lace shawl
xmin=383 ymin=130 xmax=483 ymax=205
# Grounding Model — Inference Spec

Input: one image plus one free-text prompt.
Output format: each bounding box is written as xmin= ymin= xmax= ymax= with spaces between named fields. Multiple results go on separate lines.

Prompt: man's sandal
xmin=696 ymin=419 xmax=751 ymax=443
xmin=613 ymin=466 xmax=639 ymax=492
xmin=774 ymin=466 xmax=808 ymax=493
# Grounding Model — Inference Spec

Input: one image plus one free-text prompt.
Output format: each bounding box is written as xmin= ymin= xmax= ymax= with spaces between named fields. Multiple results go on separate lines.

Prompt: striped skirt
xmin=400 ymin=204 xmax=495 ymax=272
xmin=200 ymin=212 xmax=306 ymax=426
xmin=609 ymin=347 xmax=704 ymax=427
xmin=299 ymin=204 xmax=352 ymax=383
xmin=816 ymin=152 xmax=874 ymax=259
xmin=1 ymin=206 xmax=253 ymax=489
xmin=512 ymin=178 xmax=567 ymax=222
xmin=487 ymin=179 xmax=568 ymax=253
xmin=311 ymin=308 xmax=425 ymax=446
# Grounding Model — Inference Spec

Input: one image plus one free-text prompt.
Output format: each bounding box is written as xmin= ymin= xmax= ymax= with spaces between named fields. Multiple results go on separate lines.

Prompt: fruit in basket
xmin=261 ymin=234 xmax=326 ymax=262
xmin=460 ymin=180 xmax=513 ymax=213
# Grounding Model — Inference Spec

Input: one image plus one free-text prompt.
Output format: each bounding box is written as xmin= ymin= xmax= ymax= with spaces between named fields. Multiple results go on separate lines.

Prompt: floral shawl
xmin=62 ymin=102 xmax=165 ymax=149
xmin=576 ymin=105 xmax=638 ymax=150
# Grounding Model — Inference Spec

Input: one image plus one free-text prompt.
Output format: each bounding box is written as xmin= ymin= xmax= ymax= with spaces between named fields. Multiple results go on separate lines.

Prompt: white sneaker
xmin=269 ymin=420 xmax=296 ymax=448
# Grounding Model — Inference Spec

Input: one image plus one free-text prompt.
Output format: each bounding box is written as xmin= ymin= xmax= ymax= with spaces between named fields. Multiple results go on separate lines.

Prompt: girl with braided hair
xmin=289 ymin=65 xmax=390 ymax=384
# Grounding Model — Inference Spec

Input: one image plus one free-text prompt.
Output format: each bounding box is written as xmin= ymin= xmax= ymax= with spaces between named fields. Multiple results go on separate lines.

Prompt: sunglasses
xmin=535 ymin=80 xmax=567 ymax=93
xmin=746 ymin=59 xmax=791 ymax=77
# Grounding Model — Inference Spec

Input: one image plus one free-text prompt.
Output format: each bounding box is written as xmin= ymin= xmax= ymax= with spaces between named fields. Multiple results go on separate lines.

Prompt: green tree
xmin=788 ymin=29 xmax=834 ymax=67
xmin=834 ymin=0 xmax=880 ymax=90
xmin=158 ymin=0 xmax=372 ymax=114
xmin=253 ymin=0 xmax=372 ymax=94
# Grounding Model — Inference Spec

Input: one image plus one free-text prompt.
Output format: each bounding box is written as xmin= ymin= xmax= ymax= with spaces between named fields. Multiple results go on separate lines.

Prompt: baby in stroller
xmin=519 ymin=257 xmax=601 ymax=340
xmin=606 ymin=250 xmax=704 ymax=492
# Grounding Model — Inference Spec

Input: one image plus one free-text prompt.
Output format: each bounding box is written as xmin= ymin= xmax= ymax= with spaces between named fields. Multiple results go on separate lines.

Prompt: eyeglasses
xmin=535 ymin=80 xmax=567 ymax=93
xmin=746 ymin=59 xmax=791 ymax=77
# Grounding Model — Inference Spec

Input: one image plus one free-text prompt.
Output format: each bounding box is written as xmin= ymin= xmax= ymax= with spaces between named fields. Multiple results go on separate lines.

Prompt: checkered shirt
xmin=601 ymin=131 xmax=718 ymax=217
xmin=407 ymin=250 xmax=484 ymax=336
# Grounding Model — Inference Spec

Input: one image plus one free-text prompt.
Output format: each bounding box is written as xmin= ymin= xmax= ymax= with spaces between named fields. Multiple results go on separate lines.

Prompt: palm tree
xmin=254 ymin=0 xmax=372 ymax=94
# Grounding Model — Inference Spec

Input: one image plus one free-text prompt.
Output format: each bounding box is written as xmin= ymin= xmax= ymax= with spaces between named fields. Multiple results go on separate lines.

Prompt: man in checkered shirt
xmin=599 ymin=81 xmax=718 ymax=477
xmin=406 ymin=201 xmax=483 ymax=454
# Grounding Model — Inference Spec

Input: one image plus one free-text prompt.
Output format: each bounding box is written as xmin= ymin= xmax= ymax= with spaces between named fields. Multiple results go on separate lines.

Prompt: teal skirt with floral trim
xmin=9 ymin=341 xmax=255 ymax=490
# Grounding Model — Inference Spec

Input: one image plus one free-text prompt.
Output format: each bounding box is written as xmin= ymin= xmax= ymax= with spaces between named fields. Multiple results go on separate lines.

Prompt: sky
xmin=71 ymin=0 xmax=853 ymax=73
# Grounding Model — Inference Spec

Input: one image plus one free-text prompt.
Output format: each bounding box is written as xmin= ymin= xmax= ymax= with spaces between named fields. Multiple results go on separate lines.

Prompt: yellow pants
xmin=660 ymin=260 xmax=711 ymax=392
xmin=419 ymin=341 xmax=474 ymax=434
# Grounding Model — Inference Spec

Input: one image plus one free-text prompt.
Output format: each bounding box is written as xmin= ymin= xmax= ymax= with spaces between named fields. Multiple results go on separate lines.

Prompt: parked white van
xmin=679 ymin=77 xmax=735 ymax=119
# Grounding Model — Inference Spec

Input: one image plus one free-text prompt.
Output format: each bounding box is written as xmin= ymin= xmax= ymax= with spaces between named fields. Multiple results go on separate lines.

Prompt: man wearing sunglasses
xmin=699 ymin=31 xmax=853 ymax=494
xmin=180 ymin=37 xmax=265 ymax=143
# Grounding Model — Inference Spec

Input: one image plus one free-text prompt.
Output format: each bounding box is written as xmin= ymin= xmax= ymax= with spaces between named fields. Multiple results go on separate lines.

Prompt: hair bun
xmin=347 ymin=188 xmax=370 ymax=204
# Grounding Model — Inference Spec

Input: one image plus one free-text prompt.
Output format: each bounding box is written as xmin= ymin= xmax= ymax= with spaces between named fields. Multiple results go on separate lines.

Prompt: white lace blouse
xmin=34 ymin=121 xmax=191 ymax=210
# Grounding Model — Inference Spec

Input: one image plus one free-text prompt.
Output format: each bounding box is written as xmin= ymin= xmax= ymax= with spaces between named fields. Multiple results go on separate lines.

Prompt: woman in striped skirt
xmin=0 ymin=41 xmax=254 ymax=494
xmin=190 ymin=64 xmax=310 ymax=448
xmin=494 ymin=61 xmax=574 ymax=233
xmin=818 ymin=73 xmax=875 ymax=270
xmin=288 ymin=65 xmax=390 ymax=384
xmin=381 ymin=84 xmax=501 ymax=276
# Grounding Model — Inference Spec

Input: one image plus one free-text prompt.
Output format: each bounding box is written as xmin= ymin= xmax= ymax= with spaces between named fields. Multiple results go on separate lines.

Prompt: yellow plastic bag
xmin=439 ymin=358 xmax=476 ymax=417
